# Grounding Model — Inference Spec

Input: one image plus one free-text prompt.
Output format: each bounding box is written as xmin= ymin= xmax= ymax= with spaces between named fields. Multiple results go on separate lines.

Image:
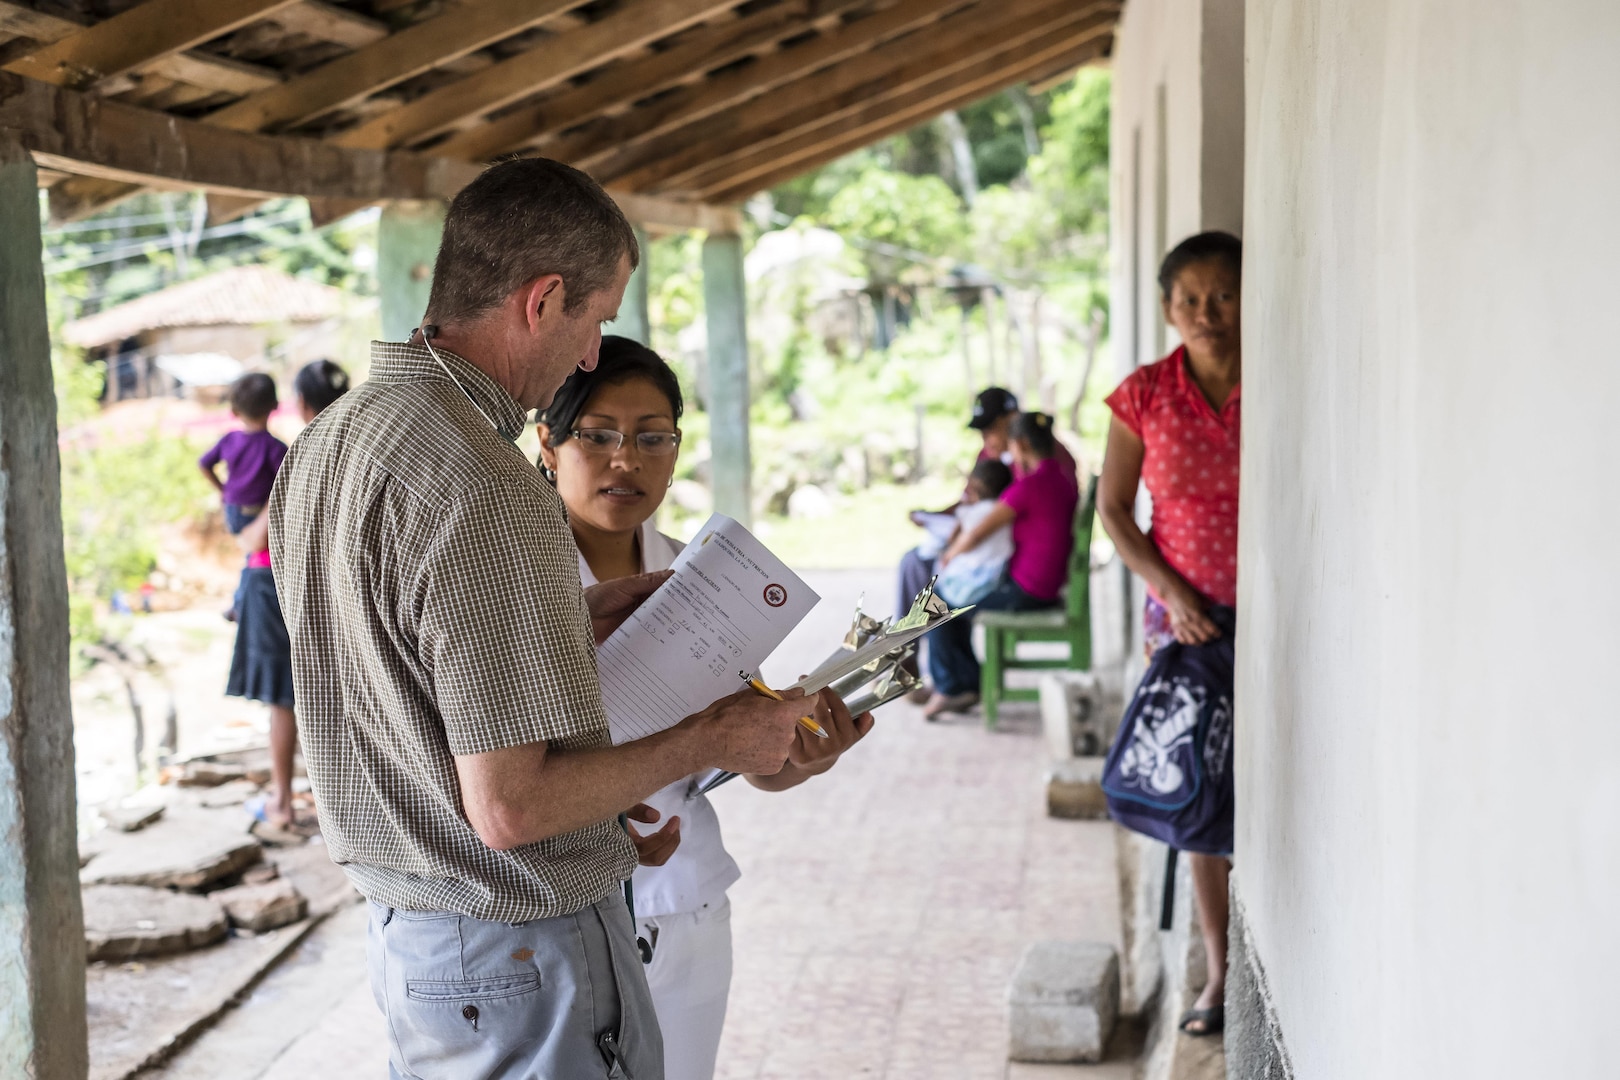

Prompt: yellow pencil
xmin=739 ymin=671 xmax=830 ymax=739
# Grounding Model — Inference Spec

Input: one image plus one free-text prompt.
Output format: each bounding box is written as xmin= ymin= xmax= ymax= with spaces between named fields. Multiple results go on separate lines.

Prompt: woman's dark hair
xmin=539 ymin=336 xmax=684 ymax=451
xmin=968 ymin=458 xmax=1014 ymax=499
xmin=1157 ymin=231 xmax=1242 ymax=300
xmin=293 ymin=359 xmax=350 ymax=415
xmin=1009 ymin=411 xmax=1058 ymax=458
xmin=229 ymin=372 xmax=277 ymax=421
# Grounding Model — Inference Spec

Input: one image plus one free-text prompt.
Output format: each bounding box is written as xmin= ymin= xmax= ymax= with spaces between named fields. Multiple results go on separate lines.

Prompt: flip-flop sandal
xmin=247 ymin=796 xmax=319 ymax=843
xmin=1179 ymin=1005 xmax=1224 ymax=1036
xmin=251 ymin=817 xmax=318 ymax=847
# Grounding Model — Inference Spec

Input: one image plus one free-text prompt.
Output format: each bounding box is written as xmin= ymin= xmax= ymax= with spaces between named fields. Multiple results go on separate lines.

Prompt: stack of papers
xmin=598 ymin=514 xmax=820 ymax=745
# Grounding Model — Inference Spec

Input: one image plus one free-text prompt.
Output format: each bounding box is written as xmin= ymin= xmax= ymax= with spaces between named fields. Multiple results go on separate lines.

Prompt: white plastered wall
xmin=1109 ymin=0 xmax=1245 ymax=384
xmin=1238 ymin=1 xmax=1620 ymax=1076
xmin=1104 ymin=0 xmax=1246 ymax=1032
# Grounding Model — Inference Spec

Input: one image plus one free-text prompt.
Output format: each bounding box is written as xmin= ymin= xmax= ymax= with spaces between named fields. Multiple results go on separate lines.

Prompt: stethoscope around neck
xmin=416 ymin=322 xmax=509 ymax=440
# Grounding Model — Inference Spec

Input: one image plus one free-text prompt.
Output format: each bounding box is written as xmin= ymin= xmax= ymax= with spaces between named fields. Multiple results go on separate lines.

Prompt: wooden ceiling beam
xmin=429 ymin=0 xmax=857 ymax=163
xmin=0 ymin=72 xmax=480 ymax=221
xmin=536 ymin=0 xmax=975 ymax=172
xmin=606 ymin=188 xmax=743 ymax=234
xmin=695 ymin=33 xmax=1111 ymax=202
xmin=605 ymin=0 xmax=1118 ymax=191
xmin=333 ymin=0 xmax=746 ymax=151
xmin=204 ymin=0 xmax=585 ymax=134
xmin=3 ymin=0 xmax=299 ymax=91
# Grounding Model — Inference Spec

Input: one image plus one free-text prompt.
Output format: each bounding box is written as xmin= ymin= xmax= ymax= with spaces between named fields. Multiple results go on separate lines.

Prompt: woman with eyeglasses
xmin=538 ymin=336 xmax=872 ymax=1080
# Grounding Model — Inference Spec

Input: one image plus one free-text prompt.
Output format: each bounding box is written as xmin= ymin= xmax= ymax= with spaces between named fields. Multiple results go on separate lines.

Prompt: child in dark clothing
xmin=200 ymin=373 xmax=288 ymax=534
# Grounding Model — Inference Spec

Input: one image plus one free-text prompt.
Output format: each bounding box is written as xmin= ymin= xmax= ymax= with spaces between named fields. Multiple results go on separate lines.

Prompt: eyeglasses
xmin=570 ymin=428 xmax=682 ymax=456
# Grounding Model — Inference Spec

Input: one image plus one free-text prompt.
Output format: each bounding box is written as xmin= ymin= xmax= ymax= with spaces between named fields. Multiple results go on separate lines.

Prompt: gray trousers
xmin=367 ymin=894 xmax=663 ymax=1080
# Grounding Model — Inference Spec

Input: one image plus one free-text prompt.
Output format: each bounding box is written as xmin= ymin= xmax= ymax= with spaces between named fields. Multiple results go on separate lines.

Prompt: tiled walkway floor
xmin=158 ymin=570 xmax=1127 ymax=1080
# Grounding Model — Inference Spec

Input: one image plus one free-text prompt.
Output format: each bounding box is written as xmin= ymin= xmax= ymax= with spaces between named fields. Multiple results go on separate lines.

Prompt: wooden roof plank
xmin=276 ymin=2 xmax=390 ymax=49
xmin=141 ymin=50 xmax=282 ymax=95
xmin=0 ymin=1 xmax=283 ymax=98
xmin=539 ymin=0 xmax=975 ymax=172
xmin=429 ymin=0 xmax=844 ymax=163
xmin=3 ymin=0 xmax=300 ymax=90
xmin=604 ymin=0 xmax=1118 ymax=190
xmin=204 ymin=0 xmax=585 ymax=134
xmin=333 ymin=0 xmax=752 ymax=150
xmin=0 ymin=72 xmax=482 ymax=222
xmin=696 ymin=35 xmax=1110 ymax=201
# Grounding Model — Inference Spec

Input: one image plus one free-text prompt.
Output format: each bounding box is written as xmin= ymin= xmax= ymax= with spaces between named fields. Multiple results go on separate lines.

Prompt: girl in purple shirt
xmin=923 ymin=412 xmax=1079 ymax=717
xmin=199 ymin=373 xmax=287 ymax=534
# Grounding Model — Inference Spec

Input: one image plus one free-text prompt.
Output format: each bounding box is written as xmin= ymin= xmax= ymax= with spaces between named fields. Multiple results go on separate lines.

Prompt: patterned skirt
xmin=1143 ymin=593 xmax=1178 ymax=661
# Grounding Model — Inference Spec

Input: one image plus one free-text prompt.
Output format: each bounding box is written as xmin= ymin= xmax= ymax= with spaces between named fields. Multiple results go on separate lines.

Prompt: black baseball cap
xmin=968 ymin=387 xmax=1019 ymax=430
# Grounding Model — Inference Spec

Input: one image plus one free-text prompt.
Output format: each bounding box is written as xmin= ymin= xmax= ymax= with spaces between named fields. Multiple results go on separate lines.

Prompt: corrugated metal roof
xmin=61 ymin=265 xmax=350 ymax=349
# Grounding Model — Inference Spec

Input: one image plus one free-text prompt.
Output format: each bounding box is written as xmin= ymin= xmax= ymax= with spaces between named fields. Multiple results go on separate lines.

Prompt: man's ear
xmin=521 ymin=274 xmax=567 ymax=333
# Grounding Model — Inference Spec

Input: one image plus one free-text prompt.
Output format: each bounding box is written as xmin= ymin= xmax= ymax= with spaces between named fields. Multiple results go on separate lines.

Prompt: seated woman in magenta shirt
xmin=922 ymin=411 xmax=1079 ymax=718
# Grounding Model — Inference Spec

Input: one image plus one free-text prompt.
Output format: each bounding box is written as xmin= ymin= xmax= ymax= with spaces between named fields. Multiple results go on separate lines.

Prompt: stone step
xmin=82 ymin=885 xmax=228 ymax=962
xmin=211 ymin=879 xmax=308 ymax=932
xmin=81 ymin=808 xmax=262 ymax=891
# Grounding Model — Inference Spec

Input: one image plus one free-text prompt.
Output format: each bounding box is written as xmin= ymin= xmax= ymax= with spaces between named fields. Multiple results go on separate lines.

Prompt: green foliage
xmin=822 ymin=167 xmax=967 ymax=281
xmin=57 ymin=429 xmax=216 ymax=657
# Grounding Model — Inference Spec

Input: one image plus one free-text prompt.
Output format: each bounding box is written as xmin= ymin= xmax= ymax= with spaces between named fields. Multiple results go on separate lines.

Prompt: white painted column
xmin=612 ymin=224 xmax=652 ymax=345
xmin=0 ymin=135 xmax=89 ymax=1079
xmin=378 ymin=200 xmax=446 ymax=342
xmin=703 ymin=231 xmax=751 ymax=526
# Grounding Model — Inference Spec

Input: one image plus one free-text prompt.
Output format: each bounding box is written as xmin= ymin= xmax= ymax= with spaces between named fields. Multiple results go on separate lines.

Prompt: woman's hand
xmin=584 ymin=570 xmax=673 ymax=644
xmin=787 ymin=688 xmax=875 ymax=776
xmin=744 ymin=687 xmax=874 ymax=791
xmin=1162 ymin=579 xmax=1220 ymax=645
xmin=626 ymin=802 xmax=681 ymax=867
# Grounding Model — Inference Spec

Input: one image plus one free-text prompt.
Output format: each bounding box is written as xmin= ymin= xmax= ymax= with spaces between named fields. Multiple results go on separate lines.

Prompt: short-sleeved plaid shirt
xmin=268 ymin=341 xmax=635 ymax=923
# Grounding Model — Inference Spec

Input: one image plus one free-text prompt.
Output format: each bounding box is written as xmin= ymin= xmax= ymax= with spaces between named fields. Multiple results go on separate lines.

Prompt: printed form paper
xmin=598 ymin=514 xmax=820 ymax=744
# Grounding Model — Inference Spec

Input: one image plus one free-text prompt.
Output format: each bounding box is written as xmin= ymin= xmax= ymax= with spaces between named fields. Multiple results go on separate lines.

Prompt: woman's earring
xmin=542 ymin=465 xmax=557 ymax=483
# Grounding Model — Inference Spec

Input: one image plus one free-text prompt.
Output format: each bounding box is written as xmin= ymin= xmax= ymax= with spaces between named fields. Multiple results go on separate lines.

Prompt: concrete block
xmin=1039 ymin=672 xmax=1102 ymax=758
xmin=1047 ymin=757 xmax=1110 ymax=820
xmin=1009 ymin=941 xmax=1120 ymax=1063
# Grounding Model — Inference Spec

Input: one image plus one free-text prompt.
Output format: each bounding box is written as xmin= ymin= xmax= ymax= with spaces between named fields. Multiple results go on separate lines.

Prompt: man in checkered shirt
xmin=269 ymin=159 xmax=807 ymax=1080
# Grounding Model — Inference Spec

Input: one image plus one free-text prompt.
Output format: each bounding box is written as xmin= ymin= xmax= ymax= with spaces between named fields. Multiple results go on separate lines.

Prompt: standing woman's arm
xmin=1096 ymin=419 xmax=1218 ymax=645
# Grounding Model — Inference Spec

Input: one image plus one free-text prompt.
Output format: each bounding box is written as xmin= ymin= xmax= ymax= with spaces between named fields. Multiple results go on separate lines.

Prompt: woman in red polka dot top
xmin=1099 ymin=230 xmax=1242 ymax=1037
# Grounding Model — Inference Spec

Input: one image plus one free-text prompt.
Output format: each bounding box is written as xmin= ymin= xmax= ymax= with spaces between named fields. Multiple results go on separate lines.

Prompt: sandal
xmin=1179 ymin=1004 xmax=1224 ymax=1036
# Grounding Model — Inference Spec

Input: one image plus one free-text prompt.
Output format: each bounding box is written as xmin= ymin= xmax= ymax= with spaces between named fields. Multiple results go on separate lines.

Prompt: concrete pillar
xmin=702 ymin=231 xmax=751 ymax=526
xmin=0 ymin=136 xmax=89 ymax=1079
xmin=378 ymin=200 xmax=446 ymax=341
xmin=612 ymin=225 xmax=651 ymax=345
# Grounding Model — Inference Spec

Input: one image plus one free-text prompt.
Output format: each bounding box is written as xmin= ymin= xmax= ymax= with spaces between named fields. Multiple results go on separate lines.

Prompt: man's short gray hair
xmin=424 ymin=157 xmax=640 ymax=325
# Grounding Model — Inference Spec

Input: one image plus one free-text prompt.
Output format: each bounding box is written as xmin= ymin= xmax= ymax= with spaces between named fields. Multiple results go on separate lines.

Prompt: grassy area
xmin=751 ymin=476 xmax=963 ymax=570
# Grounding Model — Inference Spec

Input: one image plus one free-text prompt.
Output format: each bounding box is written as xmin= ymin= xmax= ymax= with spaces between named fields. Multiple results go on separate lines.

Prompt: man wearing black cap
xmin=898 ymin=388 xmax=1078 ymax=692
xmin=968 ymin=386 xmax=1021 ymax=454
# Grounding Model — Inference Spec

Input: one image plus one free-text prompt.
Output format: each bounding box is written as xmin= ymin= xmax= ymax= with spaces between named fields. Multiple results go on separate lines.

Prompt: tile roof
xmin=61 ymin=265 xmax=350 ymax=349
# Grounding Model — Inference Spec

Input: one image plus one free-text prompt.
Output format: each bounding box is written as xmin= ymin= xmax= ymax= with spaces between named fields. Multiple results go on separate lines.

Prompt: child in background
xmin=934 ymin=458 xmax=1015 ymax=607
xmin=200 ymin=373 xmax=287 ymax=534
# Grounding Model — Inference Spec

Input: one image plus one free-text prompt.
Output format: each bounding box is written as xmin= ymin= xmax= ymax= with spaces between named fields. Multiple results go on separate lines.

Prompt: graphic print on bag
xmin=1101 ymin=605 xmax=1236 ymax=856
xmin=1114 ymin=678 xmax=1228 ymax=808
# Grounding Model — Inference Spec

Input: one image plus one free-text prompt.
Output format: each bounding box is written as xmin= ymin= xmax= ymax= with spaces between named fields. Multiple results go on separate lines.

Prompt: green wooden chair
xmin=978 ymin=474 xmax=1098 ymax=729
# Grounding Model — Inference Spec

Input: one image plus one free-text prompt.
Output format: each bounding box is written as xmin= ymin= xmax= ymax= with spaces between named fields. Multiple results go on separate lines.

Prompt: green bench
xmin=978 ymin=474 xmax=1098 ymax=729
